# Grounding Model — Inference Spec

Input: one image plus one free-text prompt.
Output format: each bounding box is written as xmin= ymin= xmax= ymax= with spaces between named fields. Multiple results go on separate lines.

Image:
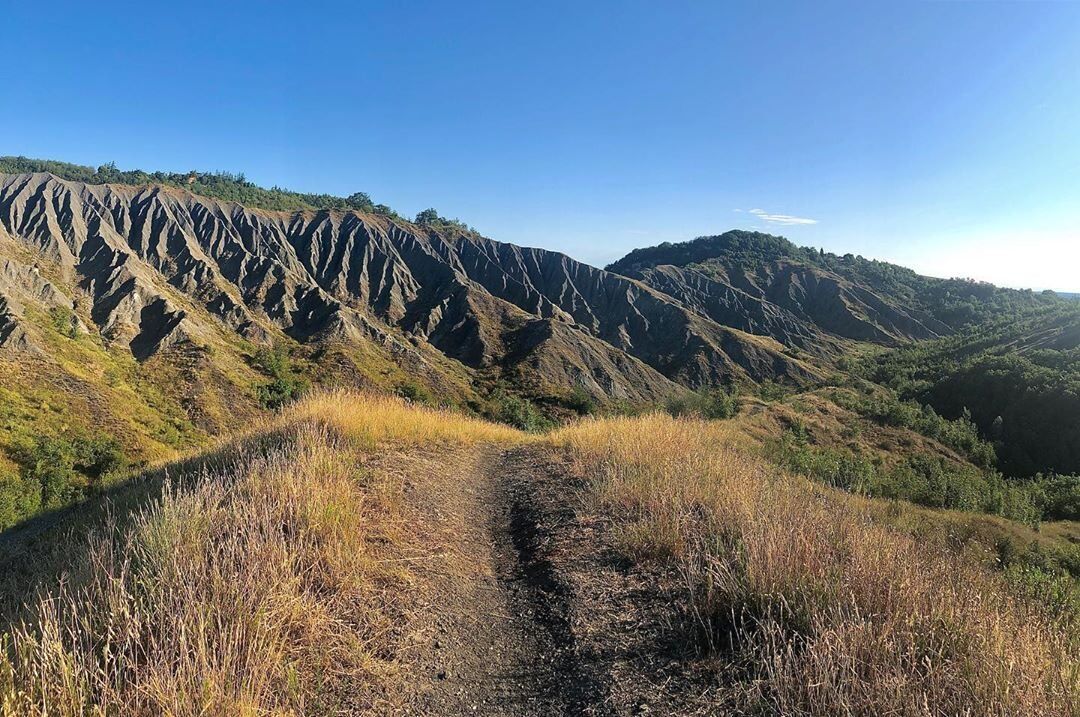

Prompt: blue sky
xmin=4 ymin=1 xmax=1079 ymax=290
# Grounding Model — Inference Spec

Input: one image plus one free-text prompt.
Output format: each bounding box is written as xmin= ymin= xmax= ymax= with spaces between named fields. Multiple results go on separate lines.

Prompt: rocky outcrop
xmin=0 ymin=251 xmax=84 ymax=351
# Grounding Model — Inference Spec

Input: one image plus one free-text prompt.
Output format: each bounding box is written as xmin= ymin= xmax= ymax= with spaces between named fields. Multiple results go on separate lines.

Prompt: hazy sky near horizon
xmin=4 ymin=1 xmax=1080 ymax=291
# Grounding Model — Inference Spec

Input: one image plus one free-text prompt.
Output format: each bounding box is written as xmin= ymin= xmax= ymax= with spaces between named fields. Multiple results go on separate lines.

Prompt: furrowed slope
xmin=607 ymin=231 xmax=957 ymax=356
xmin=0 ymin=173 xmax=814 ymax=396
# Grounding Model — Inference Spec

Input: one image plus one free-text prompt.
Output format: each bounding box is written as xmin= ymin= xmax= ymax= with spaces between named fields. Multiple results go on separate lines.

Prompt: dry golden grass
xmin=0 ymin=391 xmax=524 ymax=716
xmin=551 ymin=413 xmax=1080 ymax=716
xmin=4 ymin=392 xmax=1076 ymax=715
xmin=0 ymin=425 xmax=402 ymax=716
xmin=283 ymin=389 xmax=526 ymax=448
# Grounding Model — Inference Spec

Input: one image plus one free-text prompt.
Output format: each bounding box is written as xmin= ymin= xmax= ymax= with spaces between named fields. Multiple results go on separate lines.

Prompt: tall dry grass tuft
xmin=285 ymin=390 xmax=526 ymax=448
xmin=1 ymin=424 xmax=402 ymax=715
xmin=551 ymin=413 xmax=1080 ymax=716
xmin=0 ymin=391 xmax=525 ymax=716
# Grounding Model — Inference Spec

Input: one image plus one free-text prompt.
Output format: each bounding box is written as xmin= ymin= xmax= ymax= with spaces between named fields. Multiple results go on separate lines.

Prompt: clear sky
xmin=4 ymin=1 xmax=1079 ymax=290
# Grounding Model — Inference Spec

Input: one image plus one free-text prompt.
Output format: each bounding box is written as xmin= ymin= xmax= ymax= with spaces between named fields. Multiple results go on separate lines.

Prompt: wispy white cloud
xmin=739 ymin=208 xmax=818 ymax=226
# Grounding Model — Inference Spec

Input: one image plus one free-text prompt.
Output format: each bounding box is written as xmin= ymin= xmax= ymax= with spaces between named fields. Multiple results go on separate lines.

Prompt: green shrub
xmin=563 ymin=386 xmax=597 ymax=416
xmin=72 ymin=434 xmax=127 ymax=481
xmin=253 ymin=345 xmax=310 ymax=409
xmin=20 ymin=436 xmax=79 ymax=509
xmin=772 ymin=434 xmax=874 ymax=493
xmin=5 ymin=433 xmax=128 ymax=523
xmin=47 ymin=306 xmax=79 ymax=339
xmin=757 ymin=382 xmax=790 ymax=401
xmin=0 ymin=470 xmax=41 ymax=529
xmin=396 ymin=380 xmax=434 ymax=405
xmin=771 ymin=431 xmax=1041 ymax=524
xmin=485 ymin=391 xmax=553 ymax=432
xmin=1004 ymin=563 xmax=1080 ymax=623
xmin=829 ymin=389 xmax=997 ymax=468
xmin=1030 ymin=474 xmax=1080 ymax=521
xmin=665 ymin=388 xmax=738 ymax=420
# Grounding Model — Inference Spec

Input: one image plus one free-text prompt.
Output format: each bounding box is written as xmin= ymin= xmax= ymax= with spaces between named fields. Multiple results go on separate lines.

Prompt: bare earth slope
xmin=0 ymin=173 xmax=816 ymax=402
xmin=608 ymin=231 xmax=952 ymax=358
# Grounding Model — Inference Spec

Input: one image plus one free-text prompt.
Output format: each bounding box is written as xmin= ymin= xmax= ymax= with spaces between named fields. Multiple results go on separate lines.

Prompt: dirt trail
xmin=400 ymin=445 xmax=601 ymax=715
xmin=393 ymin=444 xmax=714 ymax=717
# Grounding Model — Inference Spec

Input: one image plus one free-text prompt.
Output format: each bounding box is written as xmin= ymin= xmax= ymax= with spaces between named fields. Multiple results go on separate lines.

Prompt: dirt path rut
xmin=394 ymin=444 xmax=711 ymax=716
xmin=404 ymin=445 xmax=603 ymax=715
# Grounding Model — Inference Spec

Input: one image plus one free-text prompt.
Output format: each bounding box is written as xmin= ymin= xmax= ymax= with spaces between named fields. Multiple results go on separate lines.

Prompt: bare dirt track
xmin=390 ymin=444 xmax=716 ymax=717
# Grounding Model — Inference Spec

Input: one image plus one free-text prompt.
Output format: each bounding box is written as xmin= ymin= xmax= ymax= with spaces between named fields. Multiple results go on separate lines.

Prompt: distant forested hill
xmin=871 ymin=301 xmax=1080 ymax=476
xmin=609 ymin=231 xmax=1080 ymax=478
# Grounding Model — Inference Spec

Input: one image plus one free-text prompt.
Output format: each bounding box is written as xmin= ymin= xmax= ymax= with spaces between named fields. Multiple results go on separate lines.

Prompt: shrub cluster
xmin=0 ymin=434 xmax=126 ymax=529
xmin=829 ymin=388 xmax=997 ymax=468
xmin=482 ymin=390 xmax=554 ymax=432
xmin=664 ymin=388 xmax=738 ymax=420
xmin=252 ymin=345 xmax=310 ymax=409
xmin=771 ymin=430 xmax=1042 ymax=525
xmin=395 ymin=379 xmax=435 ymax=405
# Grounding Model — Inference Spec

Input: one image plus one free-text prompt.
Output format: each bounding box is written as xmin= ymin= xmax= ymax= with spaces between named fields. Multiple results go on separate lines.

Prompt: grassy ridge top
xmin=0 ymin=155 xmax=400 ymax=215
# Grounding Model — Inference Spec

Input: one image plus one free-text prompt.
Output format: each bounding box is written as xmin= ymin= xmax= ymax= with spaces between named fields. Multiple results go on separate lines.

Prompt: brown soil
xmin=385 ymin=444 xmax=717 ymax=716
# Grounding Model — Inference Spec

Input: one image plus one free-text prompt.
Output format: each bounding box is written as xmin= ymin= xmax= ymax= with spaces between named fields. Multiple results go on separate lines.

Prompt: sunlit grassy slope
xmin=552 ymin=414 xmax=1079 ymax=715
xmin=0 ymin=392 xmax=522 ymax=716
xmin=1 ymin=392 xmax=1076 ymax=715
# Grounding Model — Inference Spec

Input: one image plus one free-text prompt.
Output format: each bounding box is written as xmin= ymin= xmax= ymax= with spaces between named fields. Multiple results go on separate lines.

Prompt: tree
xmin=415 ymin=208 xmax=440 ymax=225
xmin=96 ymin=162 xmax=119 ymax=182
xmin=345 ymin=192 xmax=374 ymax=211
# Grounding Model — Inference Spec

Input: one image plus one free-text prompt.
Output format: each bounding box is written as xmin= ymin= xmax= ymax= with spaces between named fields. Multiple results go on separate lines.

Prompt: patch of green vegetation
xmin=0 ymin=156 xmax=403 ymax=217
xmin=47 ymin=306 xmax=79 ymax=339
xmin=483 ymin=390 xmax=554 ymax=432
xmin=870 ymin=303 xmax=1080 ymax=477
xmin=1028 ymin=474 xmax=1080 ymax=522
xmin=770 ymin=427 xmax=1042 ymax=525
xmin=756 ymin=381 xmax=791 ymax=402
xmin=0 ymin=432 xmax=127 ymax=529
xmin=561 ymin=386 xmax=597 ymax=416
xmin=665 ymin=387 xmax=739 ymax=420
xmin=827 ymin=386 xmax=997 ymax=468
xmin=252 ymin=345 xmax=311 ymax=409
xmin=0 ymin=468 xmax=39 ymax=530
xmin=395 ymin=379 xmax=434 ymax=405
xmin=1003 ymin=562 xmax=1080 ymax=625
xmin=413 ymin=208 xmax=477 ymax=234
